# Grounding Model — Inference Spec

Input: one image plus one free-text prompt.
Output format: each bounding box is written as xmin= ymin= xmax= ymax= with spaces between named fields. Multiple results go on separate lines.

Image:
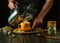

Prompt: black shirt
xmin=9 ymin=0 xmax=45 ymax=27
xmin=15 ymin=0 xmax=45 ymax=18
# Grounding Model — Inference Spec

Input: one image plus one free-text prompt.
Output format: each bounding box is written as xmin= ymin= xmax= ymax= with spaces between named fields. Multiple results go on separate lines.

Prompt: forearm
xmin=38 ymin=0 xmax=53 ymax=19
xmin=8 ymin=0 xmax=14 ymax=2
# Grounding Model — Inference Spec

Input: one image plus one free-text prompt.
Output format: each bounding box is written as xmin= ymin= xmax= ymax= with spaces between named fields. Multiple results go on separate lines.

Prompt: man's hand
xmin=32 ymin=16 xmax=43 ymax=29
xmin=32 ymin=0 xmax=53 ymax=29
xmin=8 ymin=2 xmax=15 ymax=10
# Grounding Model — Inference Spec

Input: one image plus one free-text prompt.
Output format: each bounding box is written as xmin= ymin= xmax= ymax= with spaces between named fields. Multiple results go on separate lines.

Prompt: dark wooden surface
xmin=0 ymin=30 xmax=60 ymax=43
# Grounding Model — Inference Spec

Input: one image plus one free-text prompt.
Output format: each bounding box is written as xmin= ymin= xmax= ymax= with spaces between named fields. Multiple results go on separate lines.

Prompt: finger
xmin=32 ymin=22 xmax=35 ymax=29
xmin=32 ymin=21 xmax=37 ymax=29
xmin=32 ymin=20 xmax=41 ymax=29
xmin=32 ymin=24 xmax=35 ymax=29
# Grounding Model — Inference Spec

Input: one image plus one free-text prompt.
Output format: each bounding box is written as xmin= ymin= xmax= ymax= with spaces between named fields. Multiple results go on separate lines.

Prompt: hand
xmin=32 ymin=17 xmax=43 ymax=29
xmin=8 ymin=2 xmax=15 ymax=10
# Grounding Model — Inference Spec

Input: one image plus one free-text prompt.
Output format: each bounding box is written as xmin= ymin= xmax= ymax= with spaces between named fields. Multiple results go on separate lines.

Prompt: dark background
xmin=0 ymin=0 xmax=59 ymax=29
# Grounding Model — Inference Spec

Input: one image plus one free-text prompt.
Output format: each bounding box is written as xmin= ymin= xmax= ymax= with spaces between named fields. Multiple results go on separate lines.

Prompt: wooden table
xmin=0 ymin=29 xmax=60 ymax=43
